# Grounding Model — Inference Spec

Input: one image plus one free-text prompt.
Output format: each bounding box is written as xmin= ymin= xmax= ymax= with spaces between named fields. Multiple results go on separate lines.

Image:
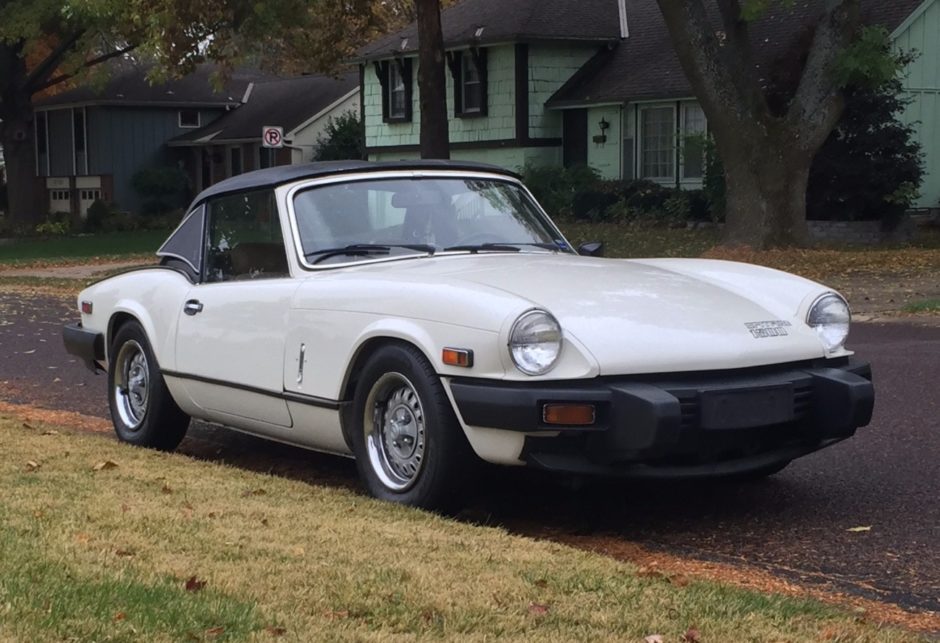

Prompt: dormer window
xmin=450 ymin=49 xmax=488 ymax=117
xmin=377 ymin=58 xmax=414 ymax=123
xmin=179 ymin=110 xmax=201 ymax=128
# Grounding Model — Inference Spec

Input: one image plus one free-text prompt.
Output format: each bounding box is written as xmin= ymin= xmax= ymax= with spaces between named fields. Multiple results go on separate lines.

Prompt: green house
xmin=356 ymin=0 xmax=940 ymax=209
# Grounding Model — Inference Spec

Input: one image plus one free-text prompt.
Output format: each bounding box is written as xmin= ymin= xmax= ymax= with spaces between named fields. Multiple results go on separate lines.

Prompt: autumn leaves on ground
xmin=0 ymin=416 xmax=928 ymax=642
xmin=1 ymin=228 xmax=939 ymax=641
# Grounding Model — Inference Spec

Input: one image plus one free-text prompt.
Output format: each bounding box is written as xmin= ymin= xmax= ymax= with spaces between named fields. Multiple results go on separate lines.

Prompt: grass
xmin=903 ymin=298 xmax=940 ymax=314
xmin=0 ymin=416 xmax=925 ymax=642
xmin=0 ymin=230 xmax=170 ymax=265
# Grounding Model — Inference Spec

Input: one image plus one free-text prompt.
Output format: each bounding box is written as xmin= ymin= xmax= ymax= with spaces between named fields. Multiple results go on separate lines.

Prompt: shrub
xmin=314 ymin=112 xmax=365 ymax=161
xmin=624 ymin=180 xmax=671 ymax=213
xmin=571 ymin=189 xmax=620 ymax=221
xmin=84 ymin=199 xmax=112 ymax=233
xmin=520 ymin=164 xmax=601 ymax=218
xmin=36 ymin=211 xmax=71 ymax=236
xmin=131 ymin=166 xmax=190 ymax=215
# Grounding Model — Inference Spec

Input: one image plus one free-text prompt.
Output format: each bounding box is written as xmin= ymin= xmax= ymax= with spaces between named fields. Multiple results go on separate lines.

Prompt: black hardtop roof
xmin=193 ymin=160 xmax=520 ymax=203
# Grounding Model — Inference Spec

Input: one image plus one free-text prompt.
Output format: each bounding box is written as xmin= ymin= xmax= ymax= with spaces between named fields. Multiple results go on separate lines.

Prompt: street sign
xmin=262 ymin=126 xmax=284 ymax=149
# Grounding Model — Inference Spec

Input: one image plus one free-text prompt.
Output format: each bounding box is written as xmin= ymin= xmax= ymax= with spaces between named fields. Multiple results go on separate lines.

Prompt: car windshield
xmin=291 ymin=177 xmax=572 ymax=265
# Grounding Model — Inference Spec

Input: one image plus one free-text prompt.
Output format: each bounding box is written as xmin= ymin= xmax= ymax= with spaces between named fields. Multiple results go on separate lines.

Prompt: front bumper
xmin=62 ymin=322 xmax=105 ymax=373
xmin=449 ymin=357 xmax=874 ymax=478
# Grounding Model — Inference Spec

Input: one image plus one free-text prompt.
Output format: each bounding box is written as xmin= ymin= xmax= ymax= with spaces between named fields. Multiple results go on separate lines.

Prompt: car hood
xmin=406 ymin=253 xmax=831 ymax=373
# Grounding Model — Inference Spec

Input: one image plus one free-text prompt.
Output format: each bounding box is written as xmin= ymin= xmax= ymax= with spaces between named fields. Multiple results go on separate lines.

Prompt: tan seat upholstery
xmin=229 ymin=242 xmax=289 ymax=279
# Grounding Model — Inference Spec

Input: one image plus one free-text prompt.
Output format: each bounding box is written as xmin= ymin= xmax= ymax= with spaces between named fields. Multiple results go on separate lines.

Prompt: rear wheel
xmin=108 ymin=320 xmax=189 ymax=450
xmin=350 ymin=344 xmax=474 ymax=511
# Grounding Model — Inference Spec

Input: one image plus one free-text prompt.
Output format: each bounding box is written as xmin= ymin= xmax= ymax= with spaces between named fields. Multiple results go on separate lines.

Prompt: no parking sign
xmin=262 ymin=126 xmax=284 ymax=148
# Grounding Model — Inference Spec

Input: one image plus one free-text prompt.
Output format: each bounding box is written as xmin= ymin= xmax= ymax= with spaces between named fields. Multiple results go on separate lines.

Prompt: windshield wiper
xmin=443 ymin=242 xmax=565 ymax=253
xmin=306 ymin=243 xmax=435 ymax=265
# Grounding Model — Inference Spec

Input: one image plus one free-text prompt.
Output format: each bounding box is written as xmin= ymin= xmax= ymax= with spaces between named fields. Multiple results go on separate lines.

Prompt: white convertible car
xmin=64 ymin=161 xmax=874 ymax=509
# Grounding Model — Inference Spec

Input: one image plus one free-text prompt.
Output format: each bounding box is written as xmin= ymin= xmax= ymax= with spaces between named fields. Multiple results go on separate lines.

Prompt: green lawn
xmin=0 ymin=230 xmax=171 ymax=265
xmin=0 ymin=416 xmax=928 ymax=642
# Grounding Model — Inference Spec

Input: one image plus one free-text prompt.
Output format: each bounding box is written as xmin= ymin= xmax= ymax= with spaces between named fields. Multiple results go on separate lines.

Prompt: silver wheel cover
xmin=363 ymin=372 xmax=427 ymax=492
xmin=113 ymin=340 xmax=150 ymax=430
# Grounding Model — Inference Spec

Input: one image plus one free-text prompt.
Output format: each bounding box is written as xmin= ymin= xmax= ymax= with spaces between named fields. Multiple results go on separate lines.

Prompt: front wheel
xmin=350 ymin=344 xmax=475 ymax=511
xmin=108 ymin=320 xmax=190 ymax=451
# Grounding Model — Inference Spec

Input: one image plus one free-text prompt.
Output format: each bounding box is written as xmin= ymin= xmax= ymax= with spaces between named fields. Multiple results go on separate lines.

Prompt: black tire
xmin=107 ymin=320 xmax=190 ymax=451
xmin=350 ymin=343 xmax=475 ymax=511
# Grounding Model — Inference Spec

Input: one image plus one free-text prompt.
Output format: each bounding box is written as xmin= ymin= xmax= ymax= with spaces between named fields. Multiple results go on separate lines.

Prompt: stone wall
xmin=807 ymin=216 xmax=924 ymax=245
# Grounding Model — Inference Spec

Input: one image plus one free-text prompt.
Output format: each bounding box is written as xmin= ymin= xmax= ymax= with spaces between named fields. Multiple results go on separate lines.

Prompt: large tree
xmin=0 ymin=0 xmax=413 ymax=225
xmin=655 ymin=0 xmax=898 ymax=247
xmin=414 ymin=0 xmax=449 ymax=159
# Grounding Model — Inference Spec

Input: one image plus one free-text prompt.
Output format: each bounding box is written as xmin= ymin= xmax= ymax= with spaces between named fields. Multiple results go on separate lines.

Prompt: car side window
xmin=204 ymin=190 xmax=289 ymax=282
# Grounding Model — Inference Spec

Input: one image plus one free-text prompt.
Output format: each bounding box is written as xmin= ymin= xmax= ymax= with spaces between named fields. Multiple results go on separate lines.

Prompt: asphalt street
xmin=1 ymin=292 xmax=938 ymax=613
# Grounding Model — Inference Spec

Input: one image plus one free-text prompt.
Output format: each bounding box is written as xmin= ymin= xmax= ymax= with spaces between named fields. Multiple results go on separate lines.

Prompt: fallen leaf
xmin=261 ymin=518 xmax=269 ymax=526
xmin=847 ymin=526 xmax=872 ymax=532
xmin=324 ymin=610 xmax=349 ymax=621
xmin=644 ymin=636 xmax=664 ymax=643
xmin=242 ymin=488 xmax=267 ymax=497
xmin=41 ymin=429 xmax=59 ymax=435
xmin=113 ymin=612 xmax=126 ymax=622
xmin=74 ymin=532 xmax=91 ymax=544
xmin=682 ymin=627 xmax=702 ymax=642
xmin=161 ymin=483 xmax=173 ymax=494
xmin=205 ymin=626 xmax=225 ymax=638
xmin=184 ymin=576 xmax=206 ymax=592
xmin=23 ymin=349 xmax=36 ymax=354
xmin=25 ymin=460 xmax=40 ymax=471
xmin=265 ymin=626 xmax=287 ymax=636
xmin=115 ymin=548 xmax=135 ymax=557
xmin=92 ymin=459 xmax=119 ymax=471
xmin=528 ymin=602 xmax=550 ymax=615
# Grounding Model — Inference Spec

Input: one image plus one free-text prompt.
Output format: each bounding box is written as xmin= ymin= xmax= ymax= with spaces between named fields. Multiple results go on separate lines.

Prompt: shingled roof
xmin=356 ymin=0 xmax=623 ymax=61
xmin=548 ymin=0 xmax=926 ymax=107
xmin=170 ymin=72 xmax=359 ymax=145
xmin=35 ymin=62 xmax=272 ymax=109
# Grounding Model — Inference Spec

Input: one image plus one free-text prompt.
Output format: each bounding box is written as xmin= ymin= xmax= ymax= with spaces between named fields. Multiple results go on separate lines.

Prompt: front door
xmin=563 ymin=109 xmax=589 ymax=168
xmin=174 ymin=188 xmax=296 ymax=427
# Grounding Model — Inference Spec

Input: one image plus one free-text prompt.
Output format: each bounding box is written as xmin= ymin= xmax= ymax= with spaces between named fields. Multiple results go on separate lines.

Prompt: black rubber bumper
xmin=62 ymin=322 xmax=105 ymax=373
xmin=449 ymin=358 xmax=874 ymax=477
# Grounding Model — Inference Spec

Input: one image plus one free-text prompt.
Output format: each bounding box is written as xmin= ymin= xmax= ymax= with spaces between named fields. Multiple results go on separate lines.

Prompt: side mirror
xmin=577 ymin=241 xmax=604 ymax=257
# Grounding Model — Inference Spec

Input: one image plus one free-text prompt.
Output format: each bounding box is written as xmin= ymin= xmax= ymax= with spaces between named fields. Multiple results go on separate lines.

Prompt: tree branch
xmin=786 ymin=0 xmax=860 ymax=151
xmin=22 ymin=30 xmax=87 ymax=94
xmin=654 ymin=0 xmax=767 ymax=131
xmin=31 ymin=43 xmax=139 ymax=94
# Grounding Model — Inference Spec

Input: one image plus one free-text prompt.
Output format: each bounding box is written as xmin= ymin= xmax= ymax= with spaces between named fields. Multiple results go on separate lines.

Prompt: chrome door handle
xmin=183 ymin=299 xmax=204 ymax=316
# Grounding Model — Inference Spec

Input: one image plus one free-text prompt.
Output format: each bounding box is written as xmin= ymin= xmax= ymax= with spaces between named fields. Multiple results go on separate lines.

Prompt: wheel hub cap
xmin=364 ymin=373 xmax=426 ymax=492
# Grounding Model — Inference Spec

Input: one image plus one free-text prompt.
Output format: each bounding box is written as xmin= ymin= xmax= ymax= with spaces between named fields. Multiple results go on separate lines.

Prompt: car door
xmin=174 ymin=188 xmax=296 ymax=428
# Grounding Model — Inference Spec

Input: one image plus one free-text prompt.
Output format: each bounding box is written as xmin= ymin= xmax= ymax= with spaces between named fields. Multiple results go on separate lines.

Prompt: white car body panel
xmin=72 ymin=166 xmax=856 ymax=467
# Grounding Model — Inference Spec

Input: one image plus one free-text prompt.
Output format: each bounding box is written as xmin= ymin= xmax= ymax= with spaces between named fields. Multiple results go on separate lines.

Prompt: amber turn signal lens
xmin=543 ymin=403 xmax=596 ymax=426
xmin=442 ymin=348 xmax=473 ymax=368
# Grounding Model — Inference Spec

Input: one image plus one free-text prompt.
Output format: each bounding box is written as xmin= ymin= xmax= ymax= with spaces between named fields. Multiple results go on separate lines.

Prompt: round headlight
xmin=509 ymin=310 xmax=562 ymax=375
xmin=807 ymin=293 xmax=851 ymax=353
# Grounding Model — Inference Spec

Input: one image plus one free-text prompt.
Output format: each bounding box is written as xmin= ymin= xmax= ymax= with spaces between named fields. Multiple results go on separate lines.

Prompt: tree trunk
xmin=0 ymin=43 xmax=41 ymax=227
xmin=414 ymin=0 xmax=449 ymax=159
xmin=722 ymin=149 xmax=812 ymax=247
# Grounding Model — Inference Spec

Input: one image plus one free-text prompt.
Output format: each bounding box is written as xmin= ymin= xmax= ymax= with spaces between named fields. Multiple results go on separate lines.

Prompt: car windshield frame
xmin=284 ymin=170 xmax=575 ymax=271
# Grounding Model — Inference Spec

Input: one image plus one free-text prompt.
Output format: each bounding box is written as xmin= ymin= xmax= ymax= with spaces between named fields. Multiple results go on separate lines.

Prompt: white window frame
xmin=638 ymin=104 xmax=676 ymax=182
xmin=679 ymin=102 xmax=707 ymax=181
xmin=459 ymin=52 xmax=483 ymax=114
xmin=179 ymin=109 xmax=201 ymax=128
xmin=388 ymin=63 xmax=407 ymax=120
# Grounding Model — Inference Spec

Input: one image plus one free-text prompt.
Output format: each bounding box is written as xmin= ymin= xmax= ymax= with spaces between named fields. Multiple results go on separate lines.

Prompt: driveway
xmin=1 ymin=291 xmax=937 ymax=614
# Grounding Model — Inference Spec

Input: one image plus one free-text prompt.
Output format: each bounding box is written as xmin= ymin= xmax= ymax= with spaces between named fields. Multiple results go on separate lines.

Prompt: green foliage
xmin=807 ymin=75 xmax=923 ymax=224
xmin=35 ymin=213 xmax=70 ymax=237
xmin=834 ymin=27 xmax=899 ymax=89
xmin=130 ymin=166 xmax=190 ymax=216
xmin=83 ymin=199 xmax=113 ymax=233
xmin=571 ymin=189 xmax=619 ymax=221
xmin=314 ymin=112 xmax=365 ymax=161
xmin=520 ymin=164 xmax=600 ymax=217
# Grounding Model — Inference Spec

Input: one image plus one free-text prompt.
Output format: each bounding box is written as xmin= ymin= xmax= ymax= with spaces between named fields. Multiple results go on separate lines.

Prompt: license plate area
xmin=699 ymin=384 xmax=794 ymax=430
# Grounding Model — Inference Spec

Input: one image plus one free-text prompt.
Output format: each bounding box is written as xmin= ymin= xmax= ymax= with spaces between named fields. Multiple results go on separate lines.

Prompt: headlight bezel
xmin=508 ymin=309 xmax=563 ymax=375
xmin=806 ymin=292 xmax=851 ymax=354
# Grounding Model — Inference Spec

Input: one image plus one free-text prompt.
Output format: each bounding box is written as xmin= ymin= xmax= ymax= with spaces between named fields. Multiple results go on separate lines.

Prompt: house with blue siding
xmin=357 ymin=0 xmax=940 ymax=209
xmin=33 ymin=64 xmax=359 ymax=218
